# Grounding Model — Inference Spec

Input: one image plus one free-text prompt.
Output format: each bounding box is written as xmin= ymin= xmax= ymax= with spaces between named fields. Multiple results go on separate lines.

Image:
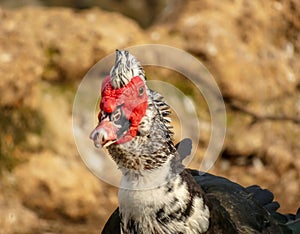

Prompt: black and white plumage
xmin=90 ymin=50 xmax=300 ymax=234
xmin=110 ymin=50 xmax=145 ymax=88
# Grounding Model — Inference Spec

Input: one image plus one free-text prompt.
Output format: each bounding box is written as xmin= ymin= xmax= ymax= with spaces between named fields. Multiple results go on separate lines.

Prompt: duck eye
xmin=138 ymin=86 xmax=144 ymax=96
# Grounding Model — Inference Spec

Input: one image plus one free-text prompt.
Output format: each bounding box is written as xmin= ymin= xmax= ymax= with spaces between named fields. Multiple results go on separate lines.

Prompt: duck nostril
xmin=89 ymin=130 xmax=99 ymax=141
xmin=89 ymin=128 xmax=107 ymax=148
xmin=94 ymin=132 xmax=99 ymax=141
xmin=98 ymin=128 xmax=107 ymax=144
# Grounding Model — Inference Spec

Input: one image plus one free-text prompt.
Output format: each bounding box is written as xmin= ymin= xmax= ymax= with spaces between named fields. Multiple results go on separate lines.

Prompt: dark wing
xmin=245 ymin=185 xmax=280 ymax=212
xmin=101 ymin=208 xmax=121 ymax=234
xmin=189 ymin=169 xmax=300 ymax=234
xmin=286 ymin=208 xmax=300 ymax=234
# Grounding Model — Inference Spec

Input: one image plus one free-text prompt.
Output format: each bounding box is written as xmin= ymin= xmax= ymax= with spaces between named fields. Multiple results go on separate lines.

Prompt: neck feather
xmin=107 ymin=89 xmax=177 ymax=172
xmin=109 ymin=90 xmax=210 ymax=233
xmin=118 ymin=170 xmax=210 ymax=234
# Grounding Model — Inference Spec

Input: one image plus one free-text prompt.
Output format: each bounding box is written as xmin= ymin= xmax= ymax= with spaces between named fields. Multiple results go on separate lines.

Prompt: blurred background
xmin=0 ymin=0 xmax=300 ymax=233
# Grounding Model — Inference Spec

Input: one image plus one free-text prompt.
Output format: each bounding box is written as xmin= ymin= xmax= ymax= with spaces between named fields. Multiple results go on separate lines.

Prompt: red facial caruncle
xmin=90 ymin=75 xmax=148 ymax=147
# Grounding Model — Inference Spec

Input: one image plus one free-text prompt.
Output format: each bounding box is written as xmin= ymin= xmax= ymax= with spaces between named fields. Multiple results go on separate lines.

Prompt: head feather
xmin=110 ymin=50 xmax=146 ymax=88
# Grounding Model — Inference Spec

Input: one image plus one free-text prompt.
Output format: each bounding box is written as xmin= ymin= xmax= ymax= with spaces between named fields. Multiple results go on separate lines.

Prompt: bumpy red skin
xmin=92 ymin=120 xmax=118 ymax=146
xmin=98 ymin=75 xmax=148 ymax=144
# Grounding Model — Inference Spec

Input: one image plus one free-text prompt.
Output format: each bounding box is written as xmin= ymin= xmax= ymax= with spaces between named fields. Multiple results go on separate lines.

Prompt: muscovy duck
xmin=90 ymin=50 xmax=300 ymax=234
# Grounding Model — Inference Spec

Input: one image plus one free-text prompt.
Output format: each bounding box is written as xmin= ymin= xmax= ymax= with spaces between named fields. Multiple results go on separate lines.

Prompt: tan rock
xmin=0 ymin=200 xmax=40 ymax=234
xmin=13 ymin=151 xmax=115 ymax=222
xmin=0 ymin=7 xmax=145 ymax=106
xmin=0 ymin=2 xmax=299 ymax=232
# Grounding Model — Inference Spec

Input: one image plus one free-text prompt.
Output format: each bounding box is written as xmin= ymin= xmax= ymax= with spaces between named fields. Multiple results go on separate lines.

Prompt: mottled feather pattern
xmin=107 ymin=89 xmax=174 ymax=171
xmin=119 ymin=172 xmax=210 ymax=234
xmin=110 ymin=50 xmax=145 ymax=88
xmin=106 ymin=51 xmax=211 ymax=233
xmin=106 ymin=87 xmax=211 ymax=233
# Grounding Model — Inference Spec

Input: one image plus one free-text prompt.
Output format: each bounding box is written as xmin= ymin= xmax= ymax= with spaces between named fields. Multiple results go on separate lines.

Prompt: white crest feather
xmin=110 ymin=50 xmax=145 ymax=88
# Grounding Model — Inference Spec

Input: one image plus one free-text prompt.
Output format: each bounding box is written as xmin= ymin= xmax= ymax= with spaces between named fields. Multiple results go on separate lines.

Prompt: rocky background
xmin=0 ymin=0 xmax=300 ymax=233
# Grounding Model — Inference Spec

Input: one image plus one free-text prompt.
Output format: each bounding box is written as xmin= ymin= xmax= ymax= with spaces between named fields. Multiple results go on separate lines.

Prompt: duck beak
xmin=89 ymin=120 xmax=118 ymax=148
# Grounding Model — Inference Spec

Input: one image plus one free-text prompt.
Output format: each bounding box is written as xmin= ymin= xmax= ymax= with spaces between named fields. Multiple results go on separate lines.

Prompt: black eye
xmin=138 ymin=86 xmax=144 ymax=96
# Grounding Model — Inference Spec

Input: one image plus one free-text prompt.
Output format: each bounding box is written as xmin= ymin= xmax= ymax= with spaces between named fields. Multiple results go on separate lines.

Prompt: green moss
xmin=42 ymin=46 xmax=63 ymax=81
xmin=0 ymin=106 xmax=44 ymax=173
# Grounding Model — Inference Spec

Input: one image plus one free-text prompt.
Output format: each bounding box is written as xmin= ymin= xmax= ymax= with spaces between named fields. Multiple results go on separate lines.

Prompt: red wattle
xmin=98 ymin=75 xmax=148 ymax=144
